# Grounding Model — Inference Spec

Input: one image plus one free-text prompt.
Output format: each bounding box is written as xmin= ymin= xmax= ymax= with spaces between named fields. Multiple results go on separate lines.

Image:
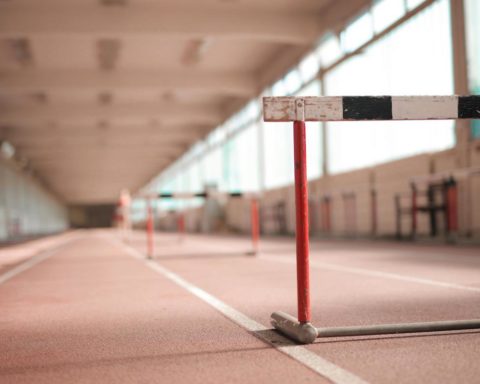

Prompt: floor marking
xmin=108 ymin=237 xmax=368 ymax=384
xmin=0 ymin=235 xmax=79 ymax=286
xmin=262 ymin=255 xmax=480 ymax=293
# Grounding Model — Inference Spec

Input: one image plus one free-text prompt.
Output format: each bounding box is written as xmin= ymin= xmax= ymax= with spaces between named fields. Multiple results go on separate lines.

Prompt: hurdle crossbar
xmin=155 ymin=191 xmax=260 ymax=199
xmin=138 ymin=190 xmax=261 ymax=256
xmin=264 ymin=95 xmax=480 ymax=344
xmin=263 ymin=95 xmax=480 ymax=122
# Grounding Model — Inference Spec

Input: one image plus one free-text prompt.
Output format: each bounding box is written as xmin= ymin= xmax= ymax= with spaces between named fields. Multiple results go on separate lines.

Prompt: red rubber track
xmin=1 ymin=230 xmax=480 ymax=383
xmin=0 ymin=233 xmax=325 ymax=384
xmin=129 ymin=230 xmax=480 ymax=383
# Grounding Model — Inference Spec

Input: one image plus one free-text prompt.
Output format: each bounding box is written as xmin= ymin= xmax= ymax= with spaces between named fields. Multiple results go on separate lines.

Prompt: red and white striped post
xmin=250 ymin=198 xmax=260 ymax=255
xmin=146 ymin=198 xmax=154 ymax=259
xmin=293 ymin=120 xmax=311 ymax=323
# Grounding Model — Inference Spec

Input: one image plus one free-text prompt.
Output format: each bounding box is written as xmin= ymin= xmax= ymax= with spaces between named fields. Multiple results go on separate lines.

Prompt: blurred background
xmin=0 ymin=0 xmax=479 ymax=242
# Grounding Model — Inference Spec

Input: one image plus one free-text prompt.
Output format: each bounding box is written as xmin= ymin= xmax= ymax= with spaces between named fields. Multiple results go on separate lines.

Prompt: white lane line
xmin=108 ymin=237 xmax=368 ymax=384
xmin=261 ymin=255 xmax=480 ymax=293
xmin=0 ymin=235 xmax=79 ymax=286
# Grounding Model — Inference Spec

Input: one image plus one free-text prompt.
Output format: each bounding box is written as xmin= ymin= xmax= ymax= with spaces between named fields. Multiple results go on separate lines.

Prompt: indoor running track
xmin=1 ymin=230 xmax=480 ymax=384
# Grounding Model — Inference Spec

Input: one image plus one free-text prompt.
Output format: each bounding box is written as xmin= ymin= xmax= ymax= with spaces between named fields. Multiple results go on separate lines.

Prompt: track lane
xmin=0 ymin=233 xmax=342 ymax=384
xmin=127 ymin=230 xmax=480 ymax=383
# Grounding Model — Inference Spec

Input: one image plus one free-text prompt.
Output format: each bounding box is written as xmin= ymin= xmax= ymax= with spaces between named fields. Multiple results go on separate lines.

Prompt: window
xmin=224 ymin=122 xmax=259 ymax=191
xmin=372 ymin=0 xmax=406 ymax=32
xmin=298 ymin=53 xmax=320 ymax=84
xmin=284 ymin=69 xmax=302 ymax=95
xmin=271 ymin=79 xmax=287 ymax=96
xmin=325 ymin=0 xmax=454 ymax=174
xmin=207 ymin=126 xmax=226 ymax=146
xmin=341 ymin=12 xmax=374 ymax=53
xmin=407 ymin=0 xmax=425 ymax=10
xmin=316 ymin=35 xmax=342 ymax=68
xmin=203 ymin=146 xmax=224 ymax=190
xmin=263 ymin=120 xmax=294 ymax=189
xmin=465 ymin=0 xmax=480 ymax=138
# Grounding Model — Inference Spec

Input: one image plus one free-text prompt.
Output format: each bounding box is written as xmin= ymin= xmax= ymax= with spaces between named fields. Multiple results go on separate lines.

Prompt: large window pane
xmin=325 ymin=0 xmax=454 ymax=174
xmin=316 ymin=35 xmax=342 ymax=68
xmin=298 ymin=53 xmax=320 ymax=84
xmin=263 ymin=120 xmax=294 ymax=189
xmin=203 ymin=146 xmax=224 ymax=190
xmin=224 ymin=123 xmax=259 ymax=191
xmin=372 ymin=0 xmax=406 ymax=32
xmin=465 ymin=0 xmax=480 ymax=138
xmin=341 ymin=12 xmax=374 ymax=52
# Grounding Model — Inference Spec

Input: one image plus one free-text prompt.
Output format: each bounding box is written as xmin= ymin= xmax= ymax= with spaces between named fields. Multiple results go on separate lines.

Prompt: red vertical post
xmin=411 ymin=184 xmax=418 ymax=238
xmin=250 ymin=198 xmax=260 ymax=255
xmin=293 ymin=120 xmax=311 ymax=323
xmin=146 ymin=199 xmax=154 ymax=259
xmin=446 ymin=181 xmax=458 ymax=233
xmin=177 ymin=213 xmax=185 ymax=242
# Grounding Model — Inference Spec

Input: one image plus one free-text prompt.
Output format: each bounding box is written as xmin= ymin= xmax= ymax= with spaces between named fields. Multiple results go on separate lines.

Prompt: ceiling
xmin=0 ymin=0 xmax=369 ymax=204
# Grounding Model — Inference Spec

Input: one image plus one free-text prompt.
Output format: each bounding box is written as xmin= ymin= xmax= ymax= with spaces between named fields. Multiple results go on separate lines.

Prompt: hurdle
xmin=140 ymin=190 xmax=261 ymax=257
xmin=263 ymin=95 xmax=480 ymax=344
xmin=409 ymin=167 xmax=480 ymax=239
xmin=115 ymin=189 xmax=132 ymax=242
xmin=177 ymin=212 xmax=185 ymax=243
xmin=145 ymin=197 xmax=155 ymax=259
xmin=395 ymin=178 xmax=456 ymax=240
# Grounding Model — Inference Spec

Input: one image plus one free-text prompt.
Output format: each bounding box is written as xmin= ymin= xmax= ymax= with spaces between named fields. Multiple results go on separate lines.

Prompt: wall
xmin=0 ymin=157 xmax=68 ymax=242
xmin=174 ymin=141 xmax=480 ymax=241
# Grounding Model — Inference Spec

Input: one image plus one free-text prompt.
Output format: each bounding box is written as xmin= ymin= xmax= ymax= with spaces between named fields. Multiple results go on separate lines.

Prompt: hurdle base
xmin=316 ymin=319 xmax=480 ymax=338
xmin=270 ymin=311 xmax=318 ymax=344
xmin=271 ymin=312 xmax=480 ymax=344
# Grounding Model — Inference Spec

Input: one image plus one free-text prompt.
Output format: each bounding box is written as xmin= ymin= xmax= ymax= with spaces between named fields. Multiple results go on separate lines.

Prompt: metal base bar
xmin=271 ymin=312 xmax=480 ymax=344
xmin=317 ymin=319 xmax=480 ymax=338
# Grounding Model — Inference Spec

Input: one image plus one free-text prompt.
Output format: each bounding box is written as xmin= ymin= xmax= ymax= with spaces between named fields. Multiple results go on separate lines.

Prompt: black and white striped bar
xmin=157 ymin=192 xmax=207 ymax=199
xmin=263 ymin=96 xmax=480 ymax=122
xmin=139 ymin=191 xmax=260 ymax=199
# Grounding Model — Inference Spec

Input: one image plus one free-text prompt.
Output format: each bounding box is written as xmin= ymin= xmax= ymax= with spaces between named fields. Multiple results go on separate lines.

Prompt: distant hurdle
xmin=114 ymin=189 xmax=132 ymax=241
xmin=263 ymin=95 xmax=480 ymax=344
xmin=396 ymin=167 xmax=480 ymax=240
xmin=138 ymin=190 xmax=261 ymax=258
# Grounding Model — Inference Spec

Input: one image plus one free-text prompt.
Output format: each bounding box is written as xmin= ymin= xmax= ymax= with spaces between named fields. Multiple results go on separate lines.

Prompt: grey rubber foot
xmin=271 ymin=311 xmax=318 ymax=344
